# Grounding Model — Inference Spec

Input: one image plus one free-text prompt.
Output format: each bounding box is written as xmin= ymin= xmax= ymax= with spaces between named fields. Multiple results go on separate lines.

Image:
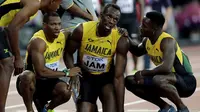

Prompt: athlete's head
xmin=42 ymin=0 xmax=61 ymax=12
xmin=99 ymin=4 xmax=121 ymax=32
xmin=43 ymin=12 xmax=61 ymax=39
xmin=140 ymin=11 xmax=165 ymax=38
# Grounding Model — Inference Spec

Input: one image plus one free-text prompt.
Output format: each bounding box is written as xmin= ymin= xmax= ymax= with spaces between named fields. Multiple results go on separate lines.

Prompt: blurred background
xmin=20 ymin=0 xmax=200 ymax=54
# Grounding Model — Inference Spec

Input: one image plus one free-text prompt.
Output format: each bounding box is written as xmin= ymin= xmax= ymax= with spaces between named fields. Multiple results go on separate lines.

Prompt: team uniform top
xmin=25 ymin=30 xmax=66 ymax=77
xmin=79 ymin=21 xmax=121 ymax=75
xmin=145 ymin=32 xmax=193 ymax=75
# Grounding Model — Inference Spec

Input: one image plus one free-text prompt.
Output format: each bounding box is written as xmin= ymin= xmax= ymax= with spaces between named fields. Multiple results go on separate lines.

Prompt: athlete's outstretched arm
xmin=141 ymin=38 xmax=176 ymax=76
xmin=63 ymin=24 xmax=83 ymax=68
xmin=7 ymin=0 xmax=40 ymax=58
xmin=7 ymin=0 xmax=40 ymax=74
xmin=114 ymin=37 xmax=129 ymax=112
xmin=129 ymin=37 xmax=147 ymax=56
xmin=29 ymin=38 xmax=81 ymax=78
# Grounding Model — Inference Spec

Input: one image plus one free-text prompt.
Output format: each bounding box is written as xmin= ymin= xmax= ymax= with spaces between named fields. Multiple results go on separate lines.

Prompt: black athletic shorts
xmin=0 ymin=27 xmax=12 ymax=60
xmin=77 ymin=72 xmax=114 ymax=104
xmin=143 ymin=73 xmax=196 ymax=97
xmin=175 ymin=73 xmax=196 ymax=97
xmin=16 ymin=77 xmax=65 ymax=101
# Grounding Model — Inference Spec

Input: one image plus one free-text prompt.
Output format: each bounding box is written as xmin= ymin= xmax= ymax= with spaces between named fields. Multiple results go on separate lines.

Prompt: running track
xmin=5 ymin=45 xmax=200 ymax=112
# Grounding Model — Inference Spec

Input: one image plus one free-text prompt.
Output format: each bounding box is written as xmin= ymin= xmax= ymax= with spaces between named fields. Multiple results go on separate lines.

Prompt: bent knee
xmin=62 ymin=89 xmax=71 ymax=102
xmin=19 ymin=70 xmax=35 ymax=85
xmin=54 ymin=83 xmax=71 ymax=102
xmin=152 ymin=75 xmax=170 ymax=87
xmin=125 ymin=76 xmax=137 ymax=91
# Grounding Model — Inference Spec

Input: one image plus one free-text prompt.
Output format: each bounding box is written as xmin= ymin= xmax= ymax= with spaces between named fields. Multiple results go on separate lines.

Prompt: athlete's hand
xmin=14 ymin=56 xmax=24 ymax=76
xmin=117 ymin=27 xmax=129 ymax=37
xmin=69 ymin=76 xmax=80 ymax=93
xmin=134 ymin=71 xmax=144 ymax=84
xmin=68 ymin=67 xmax=82 ymax=77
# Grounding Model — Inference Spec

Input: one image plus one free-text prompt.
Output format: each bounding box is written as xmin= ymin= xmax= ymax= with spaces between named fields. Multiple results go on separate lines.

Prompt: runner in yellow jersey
xmin=64 ymin=4 xmax=129 ymax=112
xmin=15 ymin=12 xmax=82 ymax=112
xmin=0 ymin=0 xmax=61 ymax=111
xmin=126 ymin=11 xmax=196 ymax=112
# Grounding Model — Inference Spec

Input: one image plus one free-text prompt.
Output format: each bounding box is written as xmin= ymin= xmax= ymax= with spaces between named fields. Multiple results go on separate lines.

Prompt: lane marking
xmin=6 ymin=86 xmax=200 ymax=110
xmin=98 ymin=87 xmax=200 ymax=111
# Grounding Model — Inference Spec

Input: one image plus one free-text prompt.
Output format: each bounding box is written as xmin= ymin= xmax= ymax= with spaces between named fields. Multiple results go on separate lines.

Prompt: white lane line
xmin=5 ymin=104 xmax=24 ymax=109
xmin=6 ymin=87 xmax=200 ymax=110
xmin=98 ymin=87 xmax=200 ymax=111
xmin=127 ymin=109 xmax=158 ymax=112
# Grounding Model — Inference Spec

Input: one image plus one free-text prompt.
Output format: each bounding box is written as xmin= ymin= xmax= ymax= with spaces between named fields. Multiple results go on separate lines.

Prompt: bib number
xmin=117 ymin=0 xmax=134 ymax=13
xmin=45 ymin=61 xmax=59 ymax=71
xmin=83 ymin=54 xmax=108 ymax=72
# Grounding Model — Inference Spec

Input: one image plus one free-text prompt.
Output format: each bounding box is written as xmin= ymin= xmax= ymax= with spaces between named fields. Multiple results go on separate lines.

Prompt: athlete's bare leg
xmin=125 ymin=73 xmax=187 ymax=110
xmin=99 ymin=84 xmax=116 ymax=112
xmin=77 ymin=102 xmax=96 ymax=112
xmin=0 ymin=57 xmax=14 ymax=112
xmin=18 ymin=70 xmax=36 ymax=112
xmin=46 ymin=82 xmax=71 ymax=110
xmin=152 ymin=74 xmax=186 ymax=110
xmin=125 ymin=76 xmax=170 ymax=110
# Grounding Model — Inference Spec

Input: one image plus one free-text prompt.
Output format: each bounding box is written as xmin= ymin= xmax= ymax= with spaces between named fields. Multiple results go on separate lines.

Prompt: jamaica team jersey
xmin=79 ymin=21 xmax=121 ymax=75
xmin=25 ymin=30 xmax=65 ymax=72
xmin=145 ymin=32 xmax=193 ymax=75
xmin=0 ymin=0 xmax=38 ymax=27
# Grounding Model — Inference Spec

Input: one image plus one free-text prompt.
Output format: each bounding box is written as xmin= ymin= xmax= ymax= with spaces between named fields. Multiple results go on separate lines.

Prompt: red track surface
xmin=5 ymin=45 xmax=200 ymax=112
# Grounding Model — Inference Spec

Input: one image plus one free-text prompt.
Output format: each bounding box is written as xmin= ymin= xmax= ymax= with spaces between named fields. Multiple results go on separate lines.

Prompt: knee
xmin=152 ymin=75 xmax=166 ymax=87
xmin=61 ymin=89 xmax=71 ymax=102
xmin=56 ymin=84 xmax=72 ymax=102
xmin=19 ymin=70 xmax=35 ymax=87
xmin=125 ymin=76 xmax=137 ymax=91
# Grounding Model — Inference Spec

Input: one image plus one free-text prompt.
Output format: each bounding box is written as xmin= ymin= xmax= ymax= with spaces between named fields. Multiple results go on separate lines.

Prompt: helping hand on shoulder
xmin=117 ymin=27 xmax=129 ymax=37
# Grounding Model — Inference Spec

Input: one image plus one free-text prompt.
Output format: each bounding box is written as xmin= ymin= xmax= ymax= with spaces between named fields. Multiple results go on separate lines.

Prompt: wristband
xmin=63 ymin=69 xmax=70 ymax=77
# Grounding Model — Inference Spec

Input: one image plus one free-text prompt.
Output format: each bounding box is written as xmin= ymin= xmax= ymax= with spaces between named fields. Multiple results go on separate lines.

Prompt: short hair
xmin=146 ymin=11 xmax=165 ymax=28
xmin=102 ymin=3 xmax=121 ymax=14
xmin=43 ymin=12 xmax=60 ymax=23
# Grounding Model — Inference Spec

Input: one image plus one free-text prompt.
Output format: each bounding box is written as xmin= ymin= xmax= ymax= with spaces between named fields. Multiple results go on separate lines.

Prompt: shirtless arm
xmin=7 ymin=0 xmax=40 ymax=74
xmin=129 ymin=37 xmax=147 ymax=56
xmin=63 ymin=24 xmax=83 ymax=68
xmin=30 ymin=38 xmax=81 ymax=78
xmin=114 ymin=37 xmax=129 ymax=112
xmin=7 ymin=0 xmax=40 ymax=58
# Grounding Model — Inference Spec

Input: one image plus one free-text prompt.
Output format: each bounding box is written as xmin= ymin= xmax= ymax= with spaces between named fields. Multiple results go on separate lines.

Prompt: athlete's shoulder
xmin=160 ymin=32 xmax=173 ymax=38
xmin=57 ymin=31 xmax=66 ymax=40
xmin=82 ymin=21 xmax=98 ymax=26
xmin=32 ymin=30 xmax=45 ymax=37
xmin=111 ymin=27 xmax=122 ymax=40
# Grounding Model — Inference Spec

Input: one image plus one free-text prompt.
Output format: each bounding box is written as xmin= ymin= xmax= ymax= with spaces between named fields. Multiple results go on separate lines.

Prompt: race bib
xmin=45 ymin=61 xmax=59 ymax=71
xmin=83 ymin=54 xmax=108 ymax=72
xmin=117 ymin=0 xmax=134 ymax=13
